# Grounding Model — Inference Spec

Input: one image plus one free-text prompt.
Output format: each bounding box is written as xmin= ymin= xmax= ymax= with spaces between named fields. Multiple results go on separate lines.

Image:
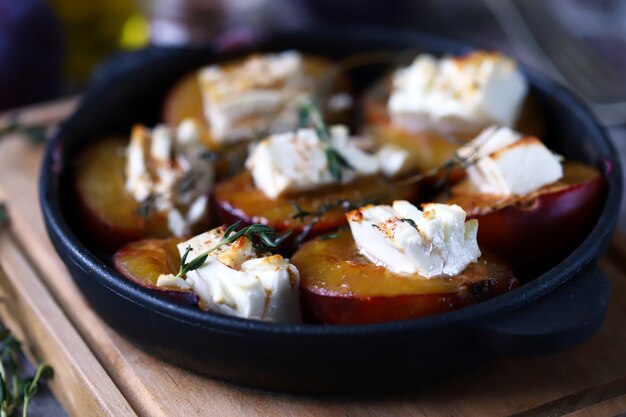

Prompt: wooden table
xmin=1 ymin=98 xmax=626 ymax=417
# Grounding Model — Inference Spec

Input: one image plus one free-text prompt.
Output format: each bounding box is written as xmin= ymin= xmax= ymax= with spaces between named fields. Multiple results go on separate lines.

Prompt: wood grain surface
xmin=0 ymin=100 xmax=625 ymax=416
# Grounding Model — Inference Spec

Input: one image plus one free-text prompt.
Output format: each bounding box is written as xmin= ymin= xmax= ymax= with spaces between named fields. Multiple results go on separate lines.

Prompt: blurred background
xmin=3 ymin=0 xmax=626 ymax=125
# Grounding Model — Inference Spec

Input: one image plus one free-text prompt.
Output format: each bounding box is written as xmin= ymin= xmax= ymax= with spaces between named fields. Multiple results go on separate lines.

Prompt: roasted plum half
xmin=74 ymin=136 xmax=171 ymax=249
xmin=163 ymin=54 xmax=351 ymax=130
xmin=161 ymin=54 xmax=351 ymax=179
xmin=361 ymin=80 xmax=544 ymax=174
xmin=213 ymin=172 xmax=416 ymax=247
xmin=73 ymin=136 xmax=210 ymax=249
xmin=291 ymin=230 xmax=518 ymax=324
xmin=446 ymin=162 xmax=606 ymax=266
xmin=113 ymin=237 xmax=198 ymax=304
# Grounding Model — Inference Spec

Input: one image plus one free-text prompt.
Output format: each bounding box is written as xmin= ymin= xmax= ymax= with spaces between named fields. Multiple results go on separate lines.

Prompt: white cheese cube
xmin=245 ymin=125 xmax=410 ymax=199
xmin=199 ymin=51 xmax=313 ymax=144
xmin=460 ymin=126 xmax=563 ymax=196
xmin=240 ymin=256 xmax=301 ymax=323
xmin=167 ymin=227 xmax=301 ymax=323
xmin=377 ymin=144 xmax=413 ymax=177
xmin=347 ymin=201 xmax=480 ymax=278
xmin=388 ymin=51 xmax=528 ymax=135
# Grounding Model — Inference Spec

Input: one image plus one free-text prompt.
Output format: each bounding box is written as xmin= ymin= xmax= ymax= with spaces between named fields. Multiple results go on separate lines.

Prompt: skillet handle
xmin=473 ymin=262 xmax=609 ymax=355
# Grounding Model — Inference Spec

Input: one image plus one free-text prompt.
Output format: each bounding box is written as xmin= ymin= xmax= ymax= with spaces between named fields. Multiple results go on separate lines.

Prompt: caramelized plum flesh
xmin=113 ymin=237 xmax=198 ymax=304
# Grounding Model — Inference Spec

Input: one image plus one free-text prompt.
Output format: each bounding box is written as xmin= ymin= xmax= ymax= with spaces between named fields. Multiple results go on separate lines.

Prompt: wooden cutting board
xmin=1 ymin=99 xmax=626 ymax=417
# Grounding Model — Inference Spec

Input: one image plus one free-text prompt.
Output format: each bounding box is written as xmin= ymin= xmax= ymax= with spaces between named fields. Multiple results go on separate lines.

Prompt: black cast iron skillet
xmin=40 ymin=27 xmax=622 ymax=393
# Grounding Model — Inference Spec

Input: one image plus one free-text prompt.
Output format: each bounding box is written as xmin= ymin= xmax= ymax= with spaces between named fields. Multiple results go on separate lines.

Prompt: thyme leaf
xmin=199 ymin=150 xmax=221 ymax=162
xmin=134 ymin=193 xmax=159 ymax=219
xmin=290 ymin=202 xmax=313 ymax=222
xmin=319 ymin=232 xmax=339 ymax=241
xmin=400 ymin=218 xmax=418 ymax=229
xmin=325 ymin=147 xmax=353 ymax=182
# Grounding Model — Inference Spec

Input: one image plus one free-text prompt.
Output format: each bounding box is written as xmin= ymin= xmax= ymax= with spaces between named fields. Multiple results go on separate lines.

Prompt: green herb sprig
xmin=392 ymin=141 xmax=484 ymax=191
xmin=291 ymin=197 xmax=379 ymax=223
xmin=299 ymin=101 xmax=353 ymax=182
xmin=175 ymin=245 xmax=208 ymax=279
xmin=0 ymin=114 xmax=48 ymax=146
xmin=176 ymin=221 xmax=284 ymax=279
xmin=0 ymin=322 xmax=52 ymax=417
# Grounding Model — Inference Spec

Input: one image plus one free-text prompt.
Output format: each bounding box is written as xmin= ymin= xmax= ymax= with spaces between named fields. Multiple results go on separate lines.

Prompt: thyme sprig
xmin=291 ymin=198 xmax=377 ymax=222
xmin=175 ymin=221 xmax=283 ymax=278
xmin=0 ymin=114 xmax=47 ymax=145
xmin=400 ymin=218 xmax=418 ymax=229
xmin=0 ymin=322 xmax=52 ymax=417
xmin=392 ymin=142 xmax=483 ymax=190
xmin=299 ymin=101 xmax=353 ymax=182
xmin=20 ymin=364 xmax=52 ymax=417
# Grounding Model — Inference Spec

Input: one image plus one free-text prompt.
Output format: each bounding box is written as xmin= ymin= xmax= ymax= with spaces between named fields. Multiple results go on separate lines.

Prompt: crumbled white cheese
xmin=199 ymin=51 xmax=314 ymax=144
xmin=157 ymin=227 xmax=301 ymax=323
xmin=459 ymin=126 xmax=563 ymax=196
xmin=376 ymin=144 xmax=413 ymax=177
xmin=347 ymin=201 xmax=480 ymax=278
xmin=124 ymin=118 xmax=214 ymax=236
xmin=245 ymin=125 xmax=411 ymax=199
xmin=388 ymin=51 xmax=528 ymax=135
xmin=156 ymin=274 xmax=191 ymax=290
xmin=327 ymin=92 xmax=353 ymax=112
